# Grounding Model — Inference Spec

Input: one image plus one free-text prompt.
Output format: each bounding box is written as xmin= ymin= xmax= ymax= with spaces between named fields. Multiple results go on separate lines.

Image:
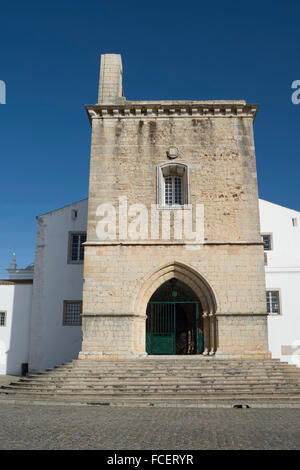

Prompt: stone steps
xmin=70 ymin=362 xmax=290 ymax=368
xmin=31 ymin=373 xmax=299 ymax=380
xmin=1 ymin=358 xmax=300 ymax=406
xmin=8 ymin=380 xmax=300 ymax=389
xmin=31 ymin=366 xmax=300 ymax=374
xmin=13 ymin=375 xmax=300 ymax=384
xmin=49 ymin=364 xmax=298 ymax=371
xmin=4 ymin=389 xmax=300 ymax=396
xmin=2 ymin=382 xmax=300 ymax=394
xmin=55 ymin=365 xmax=299 ymax=371
xmin=4 ymin=382 xmax=300 ymax=391
xmin=65 ymin=359 xmax=284 ymax=366
xmin=16 ymin=378 xmax=299 ymax=385
xmin=2 ymin=390 xmax=300 ymax=401
xmin=23 ymin=373 xmax=300 ymax=382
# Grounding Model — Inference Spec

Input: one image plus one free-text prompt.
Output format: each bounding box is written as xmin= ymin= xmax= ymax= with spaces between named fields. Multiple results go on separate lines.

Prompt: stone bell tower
xmin=79 ymin=53 xmax=270 ymax=360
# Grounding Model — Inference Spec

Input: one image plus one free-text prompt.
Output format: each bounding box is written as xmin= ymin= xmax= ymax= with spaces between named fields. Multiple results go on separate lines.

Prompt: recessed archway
xmin=134 ymin=261 xmax=217 ymax=355
xmin=146 ymin=278 xmax=203 ymax=355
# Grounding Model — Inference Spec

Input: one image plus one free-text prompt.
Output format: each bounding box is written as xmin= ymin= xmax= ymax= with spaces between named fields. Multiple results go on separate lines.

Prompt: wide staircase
xmin=1 ymin=357 xmax=300 ymax=407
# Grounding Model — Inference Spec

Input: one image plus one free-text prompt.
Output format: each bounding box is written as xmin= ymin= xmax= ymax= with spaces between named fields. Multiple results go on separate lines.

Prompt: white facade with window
xmin=29 ymin=199 xmax=88 ymax=372
xmin=1 ymin=197 xmax=299 ymax=374
xmin=259 ymin=199 xmax=300 ymax=366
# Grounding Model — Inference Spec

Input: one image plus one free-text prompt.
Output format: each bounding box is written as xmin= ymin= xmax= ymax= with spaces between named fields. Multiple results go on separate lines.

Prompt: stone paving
xmin=0 ymin=403 xmax=299 ymax=450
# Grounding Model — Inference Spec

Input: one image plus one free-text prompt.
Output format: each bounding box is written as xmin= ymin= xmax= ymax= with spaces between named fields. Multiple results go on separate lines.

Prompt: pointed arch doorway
xmin=146 ymin=279 xmax=204 ymax=355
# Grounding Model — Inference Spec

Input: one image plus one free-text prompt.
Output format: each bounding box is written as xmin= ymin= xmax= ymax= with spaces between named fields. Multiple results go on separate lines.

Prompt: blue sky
xmin=0 ymin=0 xmax=299 ymax=277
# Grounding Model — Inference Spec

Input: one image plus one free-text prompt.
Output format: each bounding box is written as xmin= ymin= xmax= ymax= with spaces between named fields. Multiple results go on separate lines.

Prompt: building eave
xmin=36 ymin=198 xmax=88 ymax=219
xmin=0 ymin=279 xmax=33 ymax=285
xmin=85 ymin=102 xmax=259 ymax=125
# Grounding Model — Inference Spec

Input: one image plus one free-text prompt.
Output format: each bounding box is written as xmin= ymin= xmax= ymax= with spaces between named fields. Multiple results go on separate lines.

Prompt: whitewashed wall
xmin=0 ymin=283 xmax=32 ymax=375
xmin=29 ymin=199 xmax=88 ymax=372
xmin=259 ymin=199 xmax=300 ymax=366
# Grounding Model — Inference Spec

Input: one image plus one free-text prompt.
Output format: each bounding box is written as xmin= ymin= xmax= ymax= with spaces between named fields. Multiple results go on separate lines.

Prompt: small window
xmin=68 ymin=232 xmax=86 ymax=263
xmin=157 ymin=163 xmax=189 ymax=208
xmin=262 ymin=234 xmax=272 ymax=251
xmin=292 ymin=218 xmax=297 ymax=227
xmin=71 ymin=209 xmax=78 ymax=220
xmin=266 ymin=290 xmax=280 ymax=315
xmin=63 ymin=301 xmax=82 ymax=326
xmin=0 ymin=311 xmax=7 ymax=326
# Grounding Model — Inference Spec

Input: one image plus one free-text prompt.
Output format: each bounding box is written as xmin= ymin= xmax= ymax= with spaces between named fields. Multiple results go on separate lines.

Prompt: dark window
xmin=262 ymin=234 xmax=272 ymax=251
xmin=63 ymin=301 xmax=82 ymax=325
xmin=69 ymin=232 xmax=86 ymax=263
xmin=0 ymin=312 xmax=6 ymax=326
xmin=266 ymin=291 xmax=280 ymax=314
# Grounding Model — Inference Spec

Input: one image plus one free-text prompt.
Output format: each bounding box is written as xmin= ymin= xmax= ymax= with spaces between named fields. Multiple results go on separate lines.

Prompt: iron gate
xmin=146 ymin=301 xmax=204 ymax=355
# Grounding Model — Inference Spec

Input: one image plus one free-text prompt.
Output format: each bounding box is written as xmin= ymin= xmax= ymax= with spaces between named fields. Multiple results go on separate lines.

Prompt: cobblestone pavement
xmin=0 ymin=403 xmax=299 ymax=450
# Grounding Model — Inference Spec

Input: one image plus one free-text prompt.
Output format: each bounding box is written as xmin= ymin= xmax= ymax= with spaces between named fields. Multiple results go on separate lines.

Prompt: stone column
xmin=209 ymin=313 xmax=215 ymax=355
xmin=202 ymin=313 xmax=210 ymax=355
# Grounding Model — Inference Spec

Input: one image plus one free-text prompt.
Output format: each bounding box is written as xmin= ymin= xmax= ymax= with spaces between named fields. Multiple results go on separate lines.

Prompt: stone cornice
xmin=83 ymin=241 xmax=264 ymax=246
xmin=86 ymin=101 xmax=259 ymax=124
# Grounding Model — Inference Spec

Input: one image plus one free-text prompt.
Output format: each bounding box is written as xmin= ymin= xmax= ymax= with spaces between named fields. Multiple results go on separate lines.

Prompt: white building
xmin=0 ymin=197 xmax=299 ymax=374
xmin=259 ymin=199 xmax=300 ymax=366
xmin=0 ymin=256 xmax=33 ymax=375
xmin=29 ymin=199 xmax=88 ymax=372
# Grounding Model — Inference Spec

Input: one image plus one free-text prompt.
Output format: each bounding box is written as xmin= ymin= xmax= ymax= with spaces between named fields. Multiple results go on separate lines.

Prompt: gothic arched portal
xmin=134 ymin=262 xmax=217 ymax=355
xmin=146 ymin=279 xmax=203 ymax=355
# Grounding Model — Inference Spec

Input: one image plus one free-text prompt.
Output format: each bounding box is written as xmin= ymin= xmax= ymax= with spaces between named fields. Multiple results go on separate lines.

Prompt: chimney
xmin=10 ymin=253 xmax=17 ymax=271
xmin=98 ymin=54 xmax=125 ymax=105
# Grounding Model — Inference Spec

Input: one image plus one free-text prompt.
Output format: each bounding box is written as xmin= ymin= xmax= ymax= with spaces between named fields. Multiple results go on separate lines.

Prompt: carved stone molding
xmin=86 ymin=102 xmax=259 ymax=123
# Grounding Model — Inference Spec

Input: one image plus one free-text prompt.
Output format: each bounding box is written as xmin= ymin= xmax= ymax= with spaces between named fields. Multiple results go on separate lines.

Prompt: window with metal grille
xmin=63 ymin=301 xmax=82 ymax=325
xmin=68 ymin=232 xmax=86 ymax=263
xmin=266 ymin=290 xmax=280 ymax=315
xmin=164 ymin=175 xmax=183 ymax=206
xmin=0 ymin=311 xmax=6 ymax=326
xmin=262 ymin=234 xmax=272 ymax=251
xmin=157 ymin=163 xmax=188 ymax=208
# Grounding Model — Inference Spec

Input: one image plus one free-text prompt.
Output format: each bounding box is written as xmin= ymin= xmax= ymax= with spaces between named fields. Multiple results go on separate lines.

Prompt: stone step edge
xmin=25 ymin=370 xmax=300 ymax=377
xmin=1 ymin=396 xmax=300 ymax=409
xmin=22 ymin=372 xmax=300 ymax=379
xmin=2 ymin=390 xmax=300 ymax=398
xmin=13 ymin=380 xmax=300 ymax=386
xmin=5 ymin=380 xmax=300 ymax=388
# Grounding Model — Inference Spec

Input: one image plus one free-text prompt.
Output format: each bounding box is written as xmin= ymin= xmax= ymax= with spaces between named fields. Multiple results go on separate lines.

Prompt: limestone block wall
xmin=80 ymin=243 xmax=268 ymax=358
xmin=216 ymin=315 xmax=269 ymax=357
xmin=86 ymin=111 xmax=261 ymax=244
xmin=81 ymin=97 xmax=268 ymax=358
xmin=83 ymin=245 xmax=266 ymax=316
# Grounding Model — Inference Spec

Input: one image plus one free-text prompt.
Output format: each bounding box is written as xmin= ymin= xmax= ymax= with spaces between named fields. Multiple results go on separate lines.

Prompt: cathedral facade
xmin=80 ymin=54 xmax=269 ymax=360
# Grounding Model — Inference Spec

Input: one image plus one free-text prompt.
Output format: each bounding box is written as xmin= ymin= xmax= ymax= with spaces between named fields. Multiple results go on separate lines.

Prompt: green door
xmin=146 ymin=301 xmax=203 ymax=355
xmin=146 ymin=303 xmax=175 ymax=354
